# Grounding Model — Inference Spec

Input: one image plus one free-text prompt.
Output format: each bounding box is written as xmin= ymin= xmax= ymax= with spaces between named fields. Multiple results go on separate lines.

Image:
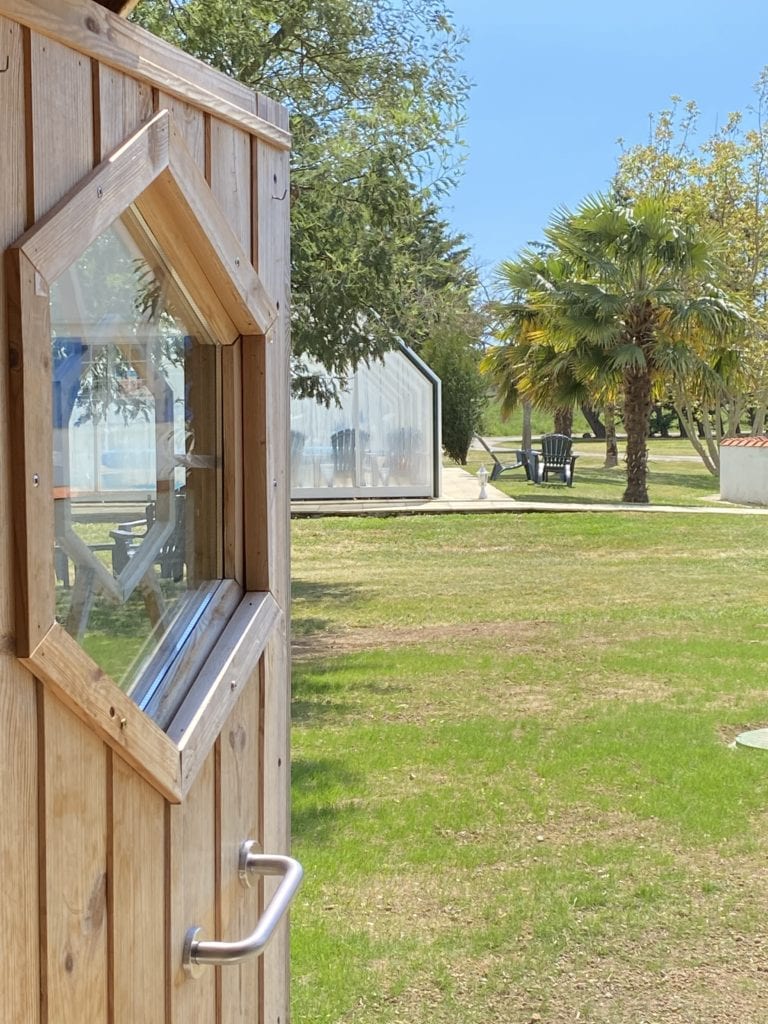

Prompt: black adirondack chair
xmin=474 ymin=435 xmax=530 ymax=481
xmin=528 ymin=433 xmax=578 ymax=486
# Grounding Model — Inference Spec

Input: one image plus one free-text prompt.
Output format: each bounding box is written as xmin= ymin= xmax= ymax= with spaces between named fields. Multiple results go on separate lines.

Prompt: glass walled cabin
xmin=290 ymin=343 xmax=441 ymax=500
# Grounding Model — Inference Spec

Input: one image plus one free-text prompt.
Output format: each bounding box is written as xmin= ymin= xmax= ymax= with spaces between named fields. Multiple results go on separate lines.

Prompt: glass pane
xmin=51 ymin=210 xmax=223 ymax=726
xmin=290 ymin=347 xmax=435 ymax=496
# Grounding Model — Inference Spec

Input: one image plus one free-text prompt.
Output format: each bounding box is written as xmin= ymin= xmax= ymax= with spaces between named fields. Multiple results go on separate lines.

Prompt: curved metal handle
xmin=183 ymin=843 xmax=303 ymax=977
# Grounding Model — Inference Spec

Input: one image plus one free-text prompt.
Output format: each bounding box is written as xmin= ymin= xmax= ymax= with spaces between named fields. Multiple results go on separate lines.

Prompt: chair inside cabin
xmin=330 ymin=429 xmax=369 ymax=484
xmin=290 ymin=430 xmax=306 ymax=487
xmin=387 ymin=427 xmax=422 ymax=482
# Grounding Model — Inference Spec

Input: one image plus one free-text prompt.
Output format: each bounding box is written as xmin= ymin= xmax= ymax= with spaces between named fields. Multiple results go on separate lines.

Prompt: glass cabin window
xmin=50 ymin=208 xmax=224 ymax=726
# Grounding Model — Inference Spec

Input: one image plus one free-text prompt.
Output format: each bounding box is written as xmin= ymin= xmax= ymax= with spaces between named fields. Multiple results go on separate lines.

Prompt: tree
xmin=482 ymin=269 xmax=620 ymax=467
xmin=614 ymin=79 xmax=768 ymax=465
xmin=493 ymin=196 xmax=748 ymax=503
xmin=422 ymin=315 xmax=486 ymax=465
xmin=132 ymin=0 xmax=477 ymax=397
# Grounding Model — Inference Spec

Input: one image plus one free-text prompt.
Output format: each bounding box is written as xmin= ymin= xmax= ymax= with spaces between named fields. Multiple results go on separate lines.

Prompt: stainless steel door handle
xmin=183 ymin=842 xmax=303 ymax=976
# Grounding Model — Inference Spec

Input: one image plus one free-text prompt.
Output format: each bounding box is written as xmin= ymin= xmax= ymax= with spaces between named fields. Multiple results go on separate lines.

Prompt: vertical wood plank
xmin=252 ymin=97 xmax=291 ymax=604
xmin=111 ymin=756 xmax=166 ymax=1024
xmin=0 ymin=27 xmax=38 ymax=1018
xmin=95 ymin=65 xmax=153 ymax=159
xmin=41 ymin=696 xmax=108 ymax=1024
xmin=253 ymin=97 xmax=292 ymax=1024
xmin=168 ymin=750 xmax=217 ymax=1024
xmin=209 ymin=119 xmax=252 ymax=253
xmin=157 ymin=93 xmax=205 ymax=172
xmin=242 ymin=334 xmax=269 ymax=593
xmin=222 ymin=341 xmax=244 ymax=583
xmin=7 ymin=250 xmax=56 ymax=656
xmin=0 ymin=667 xmax=39 ymax=1024
xmin=260 ymin=620 xmax=291 ymax=1024
xmin=25 ymin=34 xmax=106 ymax=1024
xmin=28 ymin=32 xmax=93 ymax=219
xmin=218 ymin=676 xmax=262 ymax=1024
xmin=210 ymin=114 xmax=251 ymax=589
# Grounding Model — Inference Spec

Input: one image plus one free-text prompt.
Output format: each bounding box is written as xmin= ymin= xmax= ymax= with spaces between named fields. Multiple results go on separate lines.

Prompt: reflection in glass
xmin=51 ymin=210 xmax=223 ymax=726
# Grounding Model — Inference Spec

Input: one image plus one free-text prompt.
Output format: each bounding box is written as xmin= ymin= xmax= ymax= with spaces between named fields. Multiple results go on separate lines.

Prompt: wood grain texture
xmin=0 ymin=666 xmax=39 ymax=1024
xmin=168 ymin=125 xmax=277 ymax=333
xmin=18 ymin=109 xmax=170 ymax=283
xmin=28 ymin=31 xmax=92 ymax=219
xmin=209 ymin=118 xmax=252 ymax=253
xmin=261 ymin=617 xmax=291 ymax=1024
xmin=168 ymin=752 xmax=217 ymax=1024
xmin=96 ymin=63 xmax=153 ymax=158
xmin=134 ymin=174 xmax=240 ymax=347
xmin=253 ymin=95 xmax=291 ymax=608
xmin=222 ymin=341 xmax=244 ymax=583
xmin=218 ymin=678 xmax=262 ymax=1024
xmin=110 ymin=756 xmax=166 ymax=1024
xmin=6 ymin=249 xmax=56 ymax=655
xmin=41 ymin=694 xmax=108 ymax=1024
xmin=157 ymin=93 xmax=205 ymax=172
xmin=25 ymin=625 xmax=182 ymax=803
xmin=170 ymin=593 xmax=281 ymax=791
xmin=254 ymin=93 xmax=293 ymax=1024
xmin=242 ymin=335 xmax=269 ymax=593
xmin=0 ymin=55 xmax=40 ymax=1023
xmin=0 ymin=0 xmax=295 ymax=149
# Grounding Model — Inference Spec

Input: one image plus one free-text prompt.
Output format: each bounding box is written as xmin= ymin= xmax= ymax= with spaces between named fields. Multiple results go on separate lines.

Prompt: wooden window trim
xmin=6 ymin=110 xmax=279 ymax=802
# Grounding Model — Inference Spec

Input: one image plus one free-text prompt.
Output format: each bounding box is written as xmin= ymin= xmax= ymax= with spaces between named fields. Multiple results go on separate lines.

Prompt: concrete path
xmin=291 ymin=466 xmax=768 ymax=519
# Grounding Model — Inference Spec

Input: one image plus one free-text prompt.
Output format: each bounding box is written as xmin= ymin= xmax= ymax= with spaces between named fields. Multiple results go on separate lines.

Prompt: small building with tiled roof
xmin=720 ymin=436 xmax=768 ymax=505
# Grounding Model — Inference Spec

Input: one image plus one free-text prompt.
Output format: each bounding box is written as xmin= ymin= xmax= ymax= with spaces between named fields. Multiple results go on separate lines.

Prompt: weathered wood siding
xmin=0 ymin=4 xmax=291 ymax=1023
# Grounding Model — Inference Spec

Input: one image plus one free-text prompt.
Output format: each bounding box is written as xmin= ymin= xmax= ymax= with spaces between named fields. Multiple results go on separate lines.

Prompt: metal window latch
xmin=183 ymin=841 xmax=303 ymax=978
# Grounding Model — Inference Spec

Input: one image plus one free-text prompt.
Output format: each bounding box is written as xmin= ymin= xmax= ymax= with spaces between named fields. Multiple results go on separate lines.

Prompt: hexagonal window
xmin=7 ymin=111 xmax=280 ymax=799
xmin=52 ymin=211 xmax=225 ymax=727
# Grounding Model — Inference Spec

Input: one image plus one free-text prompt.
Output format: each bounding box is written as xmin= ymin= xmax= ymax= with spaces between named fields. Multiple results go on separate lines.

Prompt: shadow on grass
xmin=292 ymin=755 xmax=366 ymax=845
xmin=293 ymin=655 xmax=410 ymax=726
xmin=291 ymin=579 xmax=363 ymax=640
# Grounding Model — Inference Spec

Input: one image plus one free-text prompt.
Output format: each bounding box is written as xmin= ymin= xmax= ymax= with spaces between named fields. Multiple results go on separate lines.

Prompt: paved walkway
xmin=291 ymin=466 xmax=768 ymax=518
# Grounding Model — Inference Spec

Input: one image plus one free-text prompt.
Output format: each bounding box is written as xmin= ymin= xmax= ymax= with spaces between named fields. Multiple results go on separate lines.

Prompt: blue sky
xmin=442 ymin=0 xmax=768 ymax=285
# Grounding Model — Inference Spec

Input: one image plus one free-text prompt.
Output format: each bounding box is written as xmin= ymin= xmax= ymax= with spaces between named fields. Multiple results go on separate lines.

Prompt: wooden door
xmin=0 ymin=8 xmax=293 ymax=1022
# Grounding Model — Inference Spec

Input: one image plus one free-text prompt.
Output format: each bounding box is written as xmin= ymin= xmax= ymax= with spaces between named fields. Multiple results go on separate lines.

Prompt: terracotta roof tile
xmin=721 ymin=436 xmax=768 ymax=447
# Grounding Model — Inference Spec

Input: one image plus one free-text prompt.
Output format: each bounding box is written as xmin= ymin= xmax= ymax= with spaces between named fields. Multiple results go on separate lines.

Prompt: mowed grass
xmin=291 ymin=513 xmax=768 ymax=1024
xmin=463 ymin=437 xmax=727 ymax=506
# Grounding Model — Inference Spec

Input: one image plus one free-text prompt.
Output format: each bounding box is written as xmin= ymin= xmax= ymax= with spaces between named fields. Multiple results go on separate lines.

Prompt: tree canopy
xmin=488 ymin=195 xmax=748 ymax=503
xmin=614 ymin=76 xmax=768 ymax=463
xmin=132 ymin=0 xmax=481 ymax=398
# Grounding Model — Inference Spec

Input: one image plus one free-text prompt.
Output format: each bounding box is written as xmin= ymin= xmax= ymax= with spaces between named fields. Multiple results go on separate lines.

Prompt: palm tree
xmin=493 ymin=196 xmax=749 ymax=502
xmin=483 ymin=255 xmax=621 ymax=469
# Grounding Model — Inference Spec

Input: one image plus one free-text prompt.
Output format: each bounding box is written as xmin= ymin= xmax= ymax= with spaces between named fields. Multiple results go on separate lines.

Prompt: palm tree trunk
xmin=554 ymin=406 xmax=573 ymax=436
xmin=522 ymin=400 xmax=533 ymax=451
xmin=622 ymin=367 xmax=651 ymax=502
xmin=581 ymin=402 xmax=606 ymax=438
xmin=603 ymin=402 xmax=618 ymax=468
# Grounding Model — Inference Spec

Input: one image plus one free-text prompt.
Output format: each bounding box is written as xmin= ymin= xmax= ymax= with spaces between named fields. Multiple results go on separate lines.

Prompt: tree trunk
xmin=554 ymin=406 xmax=573 ymax=436
xmin=622 ymin=366 xmax=652 ymax=502
xmin=522 ymin=400 xmax=533 ymax=451
xmin=603 ymin=402 xmax=619 ymax=468
xmin=581 ymin=402 xmax=606 ymax=438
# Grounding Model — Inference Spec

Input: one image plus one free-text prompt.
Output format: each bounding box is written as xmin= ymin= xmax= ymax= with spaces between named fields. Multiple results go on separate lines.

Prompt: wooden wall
xmin=0 ymin=4 xmax=291 ymax=1023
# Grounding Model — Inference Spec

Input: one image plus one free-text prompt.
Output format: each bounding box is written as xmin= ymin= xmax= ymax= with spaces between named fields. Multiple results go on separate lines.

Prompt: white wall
xmin=720 ymin=445 xmax=768 ymax=505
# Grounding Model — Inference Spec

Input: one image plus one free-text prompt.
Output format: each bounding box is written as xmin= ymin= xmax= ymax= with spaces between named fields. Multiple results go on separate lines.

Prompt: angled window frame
xmin=6 ymin=110 xmax=278 ymax=802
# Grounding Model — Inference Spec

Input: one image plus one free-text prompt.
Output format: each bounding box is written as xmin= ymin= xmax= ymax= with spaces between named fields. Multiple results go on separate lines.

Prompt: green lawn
xmin=291 ymin=512 xmax=768 ymax=1023
xmin=462 ymin=436 xmax=729 ymax=507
